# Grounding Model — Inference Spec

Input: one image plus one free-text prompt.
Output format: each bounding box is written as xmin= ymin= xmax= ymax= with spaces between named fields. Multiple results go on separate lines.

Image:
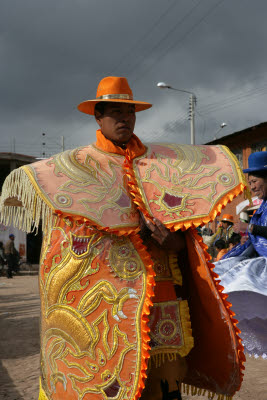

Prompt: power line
xmin=198 ymin=84 xmax=267 ymax=115
xmin=110 ymin=0 xmax=180 ymax=75
xmin=132 ymin=0 xmax=225 ymax=83
xmin=125 ymin=0 xmax=203 ymax=79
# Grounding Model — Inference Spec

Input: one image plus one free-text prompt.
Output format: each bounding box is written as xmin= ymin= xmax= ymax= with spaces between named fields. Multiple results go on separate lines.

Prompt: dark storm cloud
xmin=1 ymin=0 xmax=267 ymax=155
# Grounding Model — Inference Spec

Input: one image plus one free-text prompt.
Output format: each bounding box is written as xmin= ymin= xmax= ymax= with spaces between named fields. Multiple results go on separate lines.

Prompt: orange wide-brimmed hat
xmin=77 ymin=76 xmax=152 ymax=115
xmin=220 ymin=214 xmax=234 ymax=223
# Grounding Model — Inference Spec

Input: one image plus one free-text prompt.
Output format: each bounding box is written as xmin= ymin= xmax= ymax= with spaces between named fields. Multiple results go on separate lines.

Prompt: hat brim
xmin=77 ymin=98 xmax=152 ymax=115
xmin=243 ymin=166 xmax=267 ymax=173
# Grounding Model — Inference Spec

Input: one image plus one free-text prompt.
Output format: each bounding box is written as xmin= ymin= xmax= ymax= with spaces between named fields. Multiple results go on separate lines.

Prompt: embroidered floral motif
xmin=39 ymin=217 xmax=149 ymax=400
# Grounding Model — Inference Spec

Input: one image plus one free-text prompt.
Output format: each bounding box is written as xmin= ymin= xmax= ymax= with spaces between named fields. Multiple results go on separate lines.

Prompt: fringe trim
xmin=179 ymin=300 xmax=194 ymax=356
xmin=55 ymin=210 xmax=140 ymax=237
xmin=129 ymin=233 xmax=156 ymax=400
xmin=123 ymin=148 xmax=154 ymax=223
xmin=149 ymin=352 xmax=179 ymax=368
xmin=182 ymin=383 xmax=233 ymax=400
xmin=168 ymin=252 xmax=183 ymax=285
xmin=164 ymin=182 xmax=247 ymax=231
xmin=190 ymin=229 xmax=245 ymax=393
xmin=0 ymin=167 xmax=53 ymax=233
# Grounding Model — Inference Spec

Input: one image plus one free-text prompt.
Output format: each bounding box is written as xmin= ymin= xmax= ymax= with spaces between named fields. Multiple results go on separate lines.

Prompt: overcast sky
xmin=1 ymin=0 xmax=267 ymax=157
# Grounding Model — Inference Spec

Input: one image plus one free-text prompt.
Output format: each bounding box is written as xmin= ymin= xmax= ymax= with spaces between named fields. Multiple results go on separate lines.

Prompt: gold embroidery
xmin=109 ymin=237 xmax=143 ymax=281
xmin=48 ymin=149 xmax=136 ymax=221
xmin=39 ymin=222 xmax=147 ymax=399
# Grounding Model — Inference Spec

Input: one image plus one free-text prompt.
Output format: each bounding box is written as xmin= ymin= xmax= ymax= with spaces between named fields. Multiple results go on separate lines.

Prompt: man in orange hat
xmin=0 ymin=76 xmax=247 ymax=400
xmin=209 ymin=213 xmax=235 ymax=256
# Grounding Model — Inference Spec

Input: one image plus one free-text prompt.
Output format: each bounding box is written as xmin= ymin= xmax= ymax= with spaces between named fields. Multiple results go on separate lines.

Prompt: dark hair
xmin=202 ymin=227 xmax=213 ymax=236
xmin=0 ymin=241 xmax=3 ymax=248
xmin=94 ymin=101 xmax=109 ymax=116
xmin=248 ymin=170 xmax=267 ymax=180
xmin=227 ymin=233 xmax=241 ymax=246
xmin=221 ymin=220 xmax=233 ymax=226
xmin=215 ymin=239 xmax=226 ymax=250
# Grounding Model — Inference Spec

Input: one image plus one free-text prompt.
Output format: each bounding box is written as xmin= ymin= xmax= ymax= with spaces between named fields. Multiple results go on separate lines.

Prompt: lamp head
xmin=157 ymin=82 xmax=170 ymax=89
xmin=220 ymin=122 xmax=227 ymax=128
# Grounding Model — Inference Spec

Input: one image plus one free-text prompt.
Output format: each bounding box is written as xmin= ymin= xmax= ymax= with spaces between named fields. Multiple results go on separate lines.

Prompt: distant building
xmin=0 ymin=152 xmax=42 ymax=263
xmin=206 ymin=122 xmax=267 ymax=234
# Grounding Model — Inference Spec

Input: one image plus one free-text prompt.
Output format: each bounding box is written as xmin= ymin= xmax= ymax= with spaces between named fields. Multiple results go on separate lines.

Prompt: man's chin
xmin=116 ymin=131 xmax=133 ymax=143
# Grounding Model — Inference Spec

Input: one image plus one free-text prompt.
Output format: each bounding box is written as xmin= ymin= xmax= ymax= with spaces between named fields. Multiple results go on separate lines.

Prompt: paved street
xmin=0 ymin=275 xmax=40 ymax=400
xmin=0 ymin=275 xmax=267 ymax=400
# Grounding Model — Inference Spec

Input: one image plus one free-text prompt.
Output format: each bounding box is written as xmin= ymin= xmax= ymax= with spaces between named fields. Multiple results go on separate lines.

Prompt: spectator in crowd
xmin=222 ymin=151 xmax=267 ymax=259
xmin=215 ymin=239 xmax=228 ymax=261
xmin=240 ymin=233 xmax=248 ymax=245
xmin=4 ymin=234 xmax=19 ymax=278
xmin=0 ymin=241 xmax=6 ymax=275
xmin=202 ymin=226 xmax=213 ymax=236
xmin=227 ymin=233 xmax=241 ymax=251
xmin=210 ymin=214 xmax=235 ymax=245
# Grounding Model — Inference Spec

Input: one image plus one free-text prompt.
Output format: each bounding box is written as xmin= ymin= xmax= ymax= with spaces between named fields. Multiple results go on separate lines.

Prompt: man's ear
xmin=95 ymin=111 xmax=102 ymax=128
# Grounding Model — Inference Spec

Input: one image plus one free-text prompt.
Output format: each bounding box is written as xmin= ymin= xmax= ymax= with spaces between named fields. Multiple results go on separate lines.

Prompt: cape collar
xmin=95 ymin=129 xmax=146 ymax=159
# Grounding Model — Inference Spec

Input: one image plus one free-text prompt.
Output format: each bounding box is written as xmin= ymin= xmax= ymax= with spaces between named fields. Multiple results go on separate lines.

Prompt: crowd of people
xmin=201 ymin=214 xmax=246 ymax=262
xmin=203 ymin=214 xmax=258 ymax=262
xmin=0 ymin=234 xmax=20 ymax=278
xmin=202 ymin=152 xmax=267 ymax=263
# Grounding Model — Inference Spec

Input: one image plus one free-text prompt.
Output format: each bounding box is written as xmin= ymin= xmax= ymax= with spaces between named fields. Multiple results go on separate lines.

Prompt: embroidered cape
xmin=0 ymin=131 xmax=248 ymax=400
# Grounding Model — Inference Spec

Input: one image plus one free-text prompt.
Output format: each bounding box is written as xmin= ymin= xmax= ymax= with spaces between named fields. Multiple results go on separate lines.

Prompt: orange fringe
xmin=54 ymin=210 xmax=140 ymax=237
xmin=192 ymin=229 xmax=246 ymax=392
xmin=181 ymin=383 xmax=233 ymax=400
xmin=129 ymin=233 xmax=156 ymax=400
xmin=164 ymin=182 xmax=247 ymax=232
xmin=123 ymin=148 xmax=154 ymax=223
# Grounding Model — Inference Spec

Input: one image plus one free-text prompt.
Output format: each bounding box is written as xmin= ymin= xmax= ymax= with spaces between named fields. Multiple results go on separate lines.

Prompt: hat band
xmin=96 ymin=94 xmax=133 ymax=100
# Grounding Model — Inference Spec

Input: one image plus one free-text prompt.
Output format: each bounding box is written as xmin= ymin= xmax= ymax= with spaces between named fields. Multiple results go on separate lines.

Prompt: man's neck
xmin=95 ymin=129 xmax=146 ymax=158
xmin=110 ymin=140 xmax=128 ymax=150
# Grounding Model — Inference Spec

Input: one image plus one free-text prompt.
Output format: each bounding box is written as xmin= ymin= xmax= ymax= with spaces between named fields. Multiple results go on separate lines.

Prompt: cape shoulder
xmin=0 ymin=144 xmax=139 ymax=232
xmin=0 ymin=142 xmax=248 ymax=233
xmin=130 ymin=143 xmax=249 ymax=230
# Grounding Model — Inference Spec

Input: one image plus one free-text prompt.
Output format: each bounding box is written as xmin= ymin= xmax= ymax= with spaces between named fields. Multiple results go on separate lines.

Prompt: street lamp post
xmin=157 ymin=82 xmax=197 ymax=145
xmin=214 ymin=123 xmax=227 ymax=140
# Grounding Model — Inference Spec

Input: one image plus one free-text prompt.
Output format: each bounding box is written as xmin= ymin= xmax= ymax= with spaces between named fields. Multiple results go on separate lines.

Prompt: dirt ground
xmin=0 ymin=275 xmax=266 ymax=400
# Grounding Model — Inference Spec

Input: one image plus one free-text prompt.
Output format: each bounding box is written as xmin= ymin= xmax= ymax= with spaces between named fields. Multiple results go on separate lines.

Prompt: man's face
xmin=95 ymin=102 xmax=136 ymax=145
xmin=221 ymin=221 xmax=229 ymax=229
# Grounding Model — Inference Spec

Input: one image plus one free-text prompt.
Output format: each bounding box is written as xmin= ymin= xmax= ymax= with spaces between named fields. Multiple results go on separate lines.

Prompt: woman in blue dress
xmin=214 ymin=151 xmax=267 ymax=356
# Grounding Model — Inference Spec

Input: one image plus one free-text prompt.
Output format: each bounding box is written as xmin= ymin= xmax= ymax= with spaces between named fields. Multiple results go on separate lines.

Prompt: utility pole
xmin=157 ymin=82 xmax=197 ymax=145
xmin=61 ymin=136 xmax=65 ymax=152
xmin=12 ymin=137 xmax=16 ymax=153
xmin=189 ymin=95 xmax=197 ymax=145
xmin=42 ymin=133 xmax=46 ymax=157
